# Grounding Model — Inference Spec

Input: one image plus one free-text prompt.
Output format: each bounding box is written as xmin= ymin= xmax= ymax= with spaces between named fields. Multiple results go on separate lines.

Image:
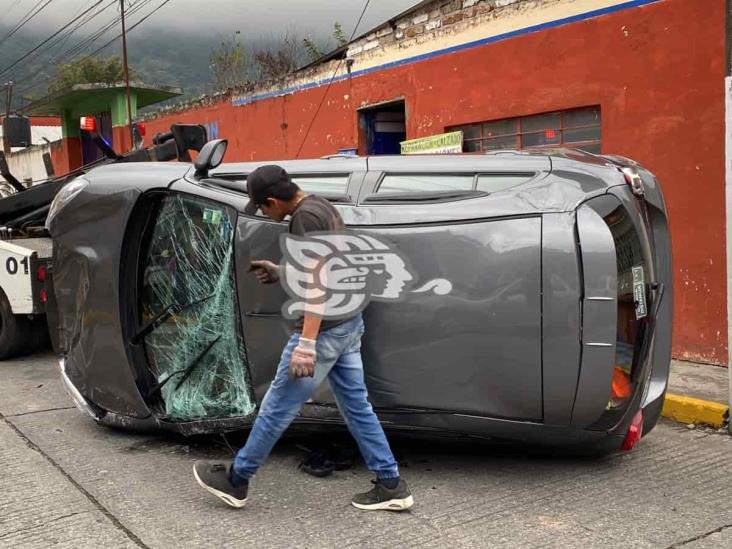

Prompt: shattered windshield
xmin=140 ymin=194 xmax=255 ymax=420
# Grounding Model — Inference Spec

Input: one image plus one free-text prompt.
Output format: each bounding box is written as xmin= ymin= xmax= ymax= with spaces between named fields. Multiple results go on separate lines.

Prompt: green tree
xmin=254 ymin=31 xmax=300 ymax=81
xmin=48 ymin=56 xmax=133 ymax=93
xmin=302 ymin=21 xmax=350 ymax=63
xmin=332 ymin=22 xmax=348 ymax=47
xmin=209 ymin=37 xmax=250 ymax=90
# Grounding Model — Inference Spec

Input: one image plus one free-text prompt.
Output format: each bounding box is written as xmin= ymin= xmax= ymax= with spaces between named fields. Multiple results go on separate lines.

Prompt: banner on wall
xmin=400 ymin=131 xmax=463 ymax=155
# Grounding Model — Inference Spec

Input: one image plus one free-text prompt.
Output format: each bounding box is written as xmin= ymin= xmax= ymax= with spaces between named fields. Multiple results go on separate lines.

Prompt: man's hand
xmin=289 ymin=337 xmax=316 ymax=378
xmin=248 ymin=259 xmax=280 ymax=284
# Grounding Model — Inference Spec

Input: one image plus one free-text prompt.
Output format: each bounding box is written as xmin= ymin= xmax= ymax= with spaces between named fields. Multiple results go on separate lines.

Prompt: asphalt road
xmin=1 ymin=352 xmax=731 ymax=549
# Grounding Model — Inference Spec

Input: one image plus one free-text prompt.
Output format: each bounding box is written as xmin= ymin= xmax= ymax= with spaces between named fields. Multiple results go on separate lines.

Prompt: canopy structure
xmin=21 ymin=82 xmax=181 ymax=138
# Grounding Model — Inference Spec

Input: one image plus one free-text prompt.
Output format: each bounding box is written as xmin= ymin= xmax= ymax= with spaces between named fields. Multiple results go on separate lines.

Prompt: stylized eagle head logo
xmin=280 ymin=232 xmax=451 ymax=320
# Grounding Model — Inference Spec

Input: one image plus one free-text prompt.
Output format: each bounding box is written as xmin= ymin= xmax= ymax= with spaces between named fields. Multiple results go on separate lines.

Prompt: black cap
xmin=244 ymin=165 xmax=292 ymax=215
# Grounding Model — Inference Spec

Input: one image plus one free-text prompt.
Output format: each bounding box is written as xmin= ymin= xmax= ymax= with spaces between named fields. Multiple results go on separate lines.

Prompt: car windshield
xmin=139 ymin=194 xmax=255 ymax=420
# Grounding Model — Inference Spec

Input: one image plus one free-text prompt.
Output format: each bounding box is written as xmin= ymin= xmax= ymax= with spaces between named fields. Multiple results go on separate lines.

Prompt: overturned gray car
xmin=47 ymin=145 xmax=672 ymax=454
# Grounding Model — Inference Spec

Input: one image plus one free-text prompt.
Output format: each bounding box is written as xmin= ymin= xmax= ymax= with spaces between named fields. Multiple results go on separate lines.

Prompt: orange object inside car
xmin=611 ymin=367 xmax=632 ymax=400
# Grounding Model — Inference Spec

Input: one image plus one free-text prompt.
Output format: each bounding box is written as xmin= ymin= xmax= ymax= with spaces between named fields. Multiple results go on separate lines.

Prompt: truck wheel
xmin=0 ymin=290 xmax=31 ymax=360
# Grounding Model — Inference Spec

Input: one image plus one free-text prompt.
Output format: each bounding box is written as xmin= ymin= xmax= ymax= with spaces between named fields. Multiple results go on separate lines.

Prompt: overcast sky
xmin=0 ymin=0 xmax=419 ymax=40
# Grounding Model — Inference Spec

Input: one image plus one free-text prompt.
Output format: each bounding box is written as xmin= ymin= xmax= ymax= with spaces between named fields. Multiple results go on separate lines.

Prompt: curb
xmin=661 ymin=393 xmax=729 ymax=428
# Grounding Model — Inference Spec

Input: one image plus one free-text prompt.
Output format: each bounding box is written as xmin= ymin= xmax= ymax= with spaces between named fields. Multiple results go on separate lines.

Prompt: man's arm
xmin=301 ymin=314 xmax=322 ymax=340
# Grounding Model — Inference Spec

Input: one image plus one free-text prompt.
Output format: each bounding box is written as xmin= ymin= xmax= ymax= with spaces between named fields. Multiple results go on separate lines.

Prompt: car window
xmin=586 ymin=195 xmax=649 ymax=415
xmin=476 ymin=174 xmax=534 ymax=193
xmin=290 ymin=175 xmax=349 ymax=194
xmin=140 ymin=194 xmax=255 ymax=420
xmin=241 ymin=174 xmax=350 ymax=217
xmin=376 ymin=174 xmax=474 ymax=194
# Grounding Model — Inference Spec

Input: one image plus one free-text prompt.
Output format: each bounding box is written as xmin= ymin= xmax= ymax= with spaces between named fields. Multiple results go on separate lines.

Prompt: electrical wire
xmin=0 ymin=0 xmax=55 ymax=49
xmin=295 ymin=0 xmax=371 ymax=158
xmin=58 ymin=0 xmax=154 ymax=61
xmin=10 ymin=0 xmax=157 ymax=101
xmin=0 ymin=0 xmax=118 ymax=92
xmin=45 ymin=0 xmax=119 ymax=62
xmin=0 ymin=1 xmax=109 ymax=79
xmin=83 ymin=0 xmax=174 ymax=59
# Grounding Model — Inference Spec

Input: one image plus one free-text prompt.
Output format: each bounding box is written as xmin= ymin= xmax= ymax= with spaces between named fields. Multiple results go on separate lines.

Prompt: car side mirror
xmin=194 ymin=139 xmax=228 ymax=178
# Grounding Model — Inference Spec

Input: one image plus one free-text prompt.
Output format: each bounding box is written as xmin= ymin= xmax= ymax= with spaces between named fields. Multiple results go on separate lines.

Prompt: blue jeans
xmin=233 ymin=314 xmax=400 ymax=482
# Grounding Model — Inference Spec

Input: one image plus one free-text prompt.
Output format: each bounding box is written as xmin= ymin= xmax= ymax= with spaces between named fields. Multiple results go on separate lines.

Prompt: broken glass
xmin=140 ymin=194 xmax=255 ymax=420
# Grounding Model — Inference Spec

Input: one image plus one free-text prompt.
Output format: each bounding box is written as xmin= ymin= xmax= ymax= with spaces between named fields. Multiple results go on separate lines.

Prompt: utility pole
xmin=119 ymin=0 xmax=134 ymax=151
xmin=2 ymin=81 xmax=13 ymax=156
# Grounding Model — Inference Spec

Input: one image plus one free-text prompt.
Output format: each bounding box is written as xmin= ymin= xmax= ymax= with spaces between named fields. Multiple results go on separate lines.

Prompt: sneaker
xmin=193 ymin=461 xmax=248 ymax=509
xmin=352 ymin=479 xmax=414 ymax=511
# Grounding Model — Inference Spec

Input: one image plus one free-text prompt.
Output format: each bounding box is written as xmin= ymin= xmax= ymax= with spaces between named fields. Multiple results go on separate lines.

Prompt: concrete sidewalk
xmin=668 ymin=360 xmax=729 ymax=404
xmin=664 ymin=360 xmax=729 ymax=429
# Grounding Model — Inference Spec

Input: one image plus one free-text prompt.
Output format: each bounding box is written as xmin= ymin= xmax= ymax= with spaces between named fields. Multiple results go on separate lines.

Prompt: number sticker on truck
xmin=5 ymin=257 xmax=28 ymax=275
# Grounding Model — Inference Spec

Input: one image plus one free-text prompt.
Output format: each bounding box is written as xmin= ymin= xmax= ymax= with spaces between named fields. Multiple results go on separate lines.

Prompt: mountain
xmin=0 ymin=25 xmax=331 ymax=112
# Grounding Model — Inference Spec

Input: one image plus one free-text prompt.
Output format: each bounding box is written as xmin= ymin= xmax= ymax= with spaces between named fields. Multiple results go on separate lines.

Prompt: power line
xmin=59 ymin=0 xmax=154 ymax=61
xmin=9 ymin=0 xmax=153 ymax=99
xmin=295 ymin=0 xmax=371 ymax=158
xmin=0 ymin=1 xmax=108 ymax=79
xmin=84 ymin=0 xmax=174 ymax=59
xmin=44 ymin=0 xmax=119 ymax=62
xmin=14 ymin=0 xmax=172 ymax=108
xmin=0 ymin=0 xmax=55 ymax=49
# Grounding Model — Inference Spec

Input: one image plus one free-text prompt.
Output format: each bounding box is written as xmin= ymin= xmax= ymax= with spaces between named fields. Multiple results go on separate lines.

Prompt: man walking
xmin=193 ymin=165 xmax=413 ymax=511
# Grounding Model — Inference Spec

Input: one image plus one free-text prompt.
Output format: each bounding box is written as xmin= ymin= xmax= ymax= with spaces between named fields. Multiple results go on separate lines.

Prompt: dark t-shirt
xmin=289 ymin=195 xmax=345 ymax=236
xmin=288 ymin=195 xmax=351 ymax=332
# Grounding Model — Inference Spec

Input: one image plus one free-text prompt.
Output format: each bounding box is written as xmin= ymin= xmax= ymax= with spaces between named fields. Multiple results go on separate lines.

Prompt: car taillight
xmin=620 ymin=409 xmax=643 ymax=451
xmin=40 ymin=289 xmax=48 ymax=304
xmin=37 ymin=264 xmax=47 ymax=282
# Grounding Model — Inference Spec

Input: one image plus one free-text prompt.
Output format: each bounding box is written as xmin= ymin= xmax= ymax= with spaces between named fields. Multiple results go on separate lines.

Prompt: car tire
xmin=0 ymin=289 xmax=32 ymax=360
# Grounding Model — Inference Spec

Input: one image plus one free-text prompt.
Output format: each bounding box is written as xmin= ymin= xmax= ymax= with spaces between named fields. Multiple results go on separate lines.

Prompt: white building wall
xmin=3 ymin=144 xmax=52 ymax=186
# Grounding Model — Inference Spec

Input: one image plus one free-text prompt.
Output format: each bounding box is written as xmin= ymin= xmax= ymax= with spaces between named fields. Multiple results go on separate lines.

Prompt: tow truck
xmin=0 ymin=121 xmax=210 ymax=359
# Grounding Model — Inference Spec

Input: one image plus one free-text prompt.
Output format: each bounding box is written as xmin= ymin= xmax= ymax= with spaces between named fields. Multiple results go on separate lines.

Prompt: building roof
xmin=296 ymin=0 xmax=430 ymax=72
xmin=19 ymin=82 xmax=182 ymax=117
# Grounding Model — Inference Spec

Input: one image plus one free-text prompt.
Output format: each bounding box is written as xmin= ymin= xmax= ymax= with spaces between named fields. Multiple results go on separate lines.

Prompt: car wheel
xmin=0 ymin=289 xmax=32 ymax=360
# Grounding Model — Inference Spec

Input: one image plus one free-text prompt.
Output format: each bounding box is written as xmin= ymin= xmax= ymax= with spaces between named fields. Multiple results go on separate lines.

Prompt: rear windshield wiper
xmin=361 ymin=189 xmax=487 ymax=204
xmin=131 ymin=292 xmax=215 ymax=344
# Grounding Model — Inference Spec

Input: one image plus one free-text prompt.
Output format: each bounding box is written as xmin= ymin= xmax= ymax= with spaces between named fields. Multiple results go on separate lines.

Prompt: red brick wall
xmin=143 ymin=0 xmax=728 ymax=364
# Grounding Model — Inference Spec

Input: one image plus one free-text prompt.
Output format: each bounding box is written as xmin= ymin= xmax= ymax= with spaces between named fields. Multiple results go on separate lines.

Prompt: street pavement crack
xmin=0 ymin=511 xmax=89 ymax=540
xmin=7 ymin=406 xmax=76 ymax=417
xmin=0 ymin=412 xmax=150 ymax=549
xmin=668 ymin=522 xmax=732 ymax=547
